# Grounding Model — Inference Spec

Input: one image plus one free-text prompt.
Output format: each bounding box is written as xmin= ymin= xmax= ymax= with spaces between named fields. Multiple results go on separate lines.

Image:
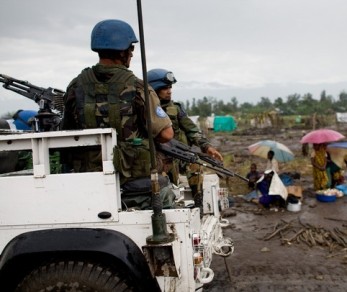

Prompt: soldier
xmin=62 ymin=20 xmax=174 ymax=209
xmin=147 ymin=68 xmax=223 ymax=214
xmin=0 ymin=110 xmax=37 ymax=174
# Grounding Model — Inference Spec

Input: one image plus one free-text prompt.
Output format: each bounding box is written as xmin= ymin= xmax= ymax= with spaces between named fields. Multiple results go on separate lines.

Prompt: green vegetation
xmin=184 ymin=90 xmax=347 ymax=117
xmin=17 ymin=151 xmax=61 ymax=174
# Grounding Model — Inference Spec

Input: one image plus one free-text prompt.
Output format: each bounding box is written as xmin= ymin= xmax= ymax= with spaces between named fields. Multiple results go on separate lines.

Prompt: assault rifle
xmin=0 ymin=74 xmax=65 ymax=132
xmin=157 ymin=139 xmax=249 ymax=182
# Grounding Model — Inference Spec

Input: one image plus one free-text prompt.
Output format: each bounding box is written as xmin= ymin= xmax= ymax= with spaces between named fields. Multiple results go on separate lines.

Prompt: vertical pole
xmin=136 ymin=0 xmax=156 ymax=171
xmin=136 ymin=0 xmax=173 ymax=243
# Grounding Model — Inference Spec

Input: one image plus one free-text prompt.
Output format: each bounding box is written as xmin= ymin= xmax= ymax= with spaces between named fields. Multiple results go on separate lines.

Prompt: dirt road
xmin=206 ymin=195 xmax=347 ymax=291
xmin=204 ymin=128 xmax=347 ymax=291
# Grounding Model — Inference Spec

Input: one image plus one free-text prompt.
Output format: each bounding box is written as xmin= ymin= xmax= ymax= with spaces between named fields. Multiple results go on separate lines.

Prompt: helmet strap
xmin=160 ymin=99 xmax=170 ymax=106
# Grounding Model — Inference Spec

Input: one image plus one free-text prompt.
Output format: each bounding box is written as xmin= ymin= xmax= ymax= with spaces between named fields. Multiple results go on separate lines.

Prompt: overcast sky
xmin=1 ymin=0 xmax=347 ymax=116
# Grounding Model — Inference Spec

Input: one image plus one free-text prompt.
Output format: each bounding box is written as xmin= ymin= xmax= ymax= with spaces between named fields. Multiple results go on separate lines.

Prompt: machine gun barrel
xmin=0 ymin=74 xmax=65 ymax=114
xmin=157 ymin=139 xmax=249 ymax=182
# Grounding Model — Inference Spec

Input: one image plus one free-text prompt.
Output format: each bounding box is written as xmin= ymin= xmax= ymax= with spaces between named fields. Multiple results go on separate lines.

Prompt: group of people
xmin=5 ymin=19 xmax=346 ymax=214
xmin=60 ymin=19 xmax=223 ymax=213
xmin=302 ymin=130 xmax=345 ymax=191
xmin=15 ymin=18 xmax=339 ymax=212
xmin=246 ymin=150 xmax=279 ymax=188
xmin=244 ymin=151 xmax=287 ymax=209
xmin=244 ymin=140 xmax=346 ymax=209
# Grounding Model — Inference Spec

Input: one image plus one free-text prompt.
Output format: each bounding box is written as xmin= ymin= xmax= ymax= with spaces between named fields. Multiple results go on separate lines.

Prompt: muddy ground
xmin=204 ymin=128 xmax=347 ymax=291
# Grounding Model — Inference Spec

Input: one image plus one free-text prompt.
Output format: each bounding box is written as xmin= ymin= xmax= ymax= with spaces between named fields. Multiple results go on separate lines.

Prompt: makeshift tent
xmin=336 ymin=112 xmax=347 ymax=123
xmin=205 ymin=116 xmax=214 ymax=130
xmin=188 ymin=115 xmax=200 ymax=130
xmin=213 ymin=116 xmax=237 ymax=132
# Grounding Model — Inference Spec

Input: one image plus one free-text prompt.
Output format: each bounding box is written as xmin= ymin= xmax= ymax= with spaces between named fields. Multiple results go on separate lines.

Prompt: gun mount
xmin=0 ymin=74 xmax=65 ymax=132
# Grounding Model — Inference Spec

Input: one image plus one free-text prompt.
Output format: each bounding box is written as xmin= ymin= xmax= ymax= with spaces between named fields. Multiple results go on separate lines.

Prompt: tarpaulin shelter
xmin=213 ymin=116 xmax=237 ymax=132
xmin=188 ymin=115 xmax=200 ymax=130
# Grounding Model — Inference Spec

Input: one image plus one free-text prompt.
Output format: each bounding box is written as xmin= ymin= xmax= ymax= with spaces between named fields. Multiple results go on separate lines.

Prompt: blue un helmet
xmin=147 ymin=69 xmax=177 ymax=91
xmin=91 ymin=19 xmax=138 ymax=52
xmin=12 ymin=110 xmax=37 ymax=130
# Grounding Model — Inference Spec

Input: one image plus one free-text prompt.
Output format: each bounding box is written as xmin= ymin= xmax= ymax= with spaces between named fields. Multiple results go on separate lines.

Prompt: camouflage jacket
xmin=62 ymin=64 xmax=170 ymax=140
xmin=61 ymin=64 xmax=171 ymax=177
xmin=162 ymin=100 xmax=211 ymax=152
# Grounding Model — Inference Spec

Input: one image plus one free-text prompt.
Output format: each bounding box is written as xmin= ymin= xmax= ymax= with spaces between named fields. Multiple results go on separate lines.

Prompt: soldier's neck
xmin=99 ymin=58 xmax=123 ymax=66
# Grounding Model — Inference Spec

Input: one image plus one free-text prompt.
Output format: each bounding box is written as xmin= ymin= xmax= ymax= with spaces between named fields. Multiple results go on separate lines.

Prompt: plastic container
xmin=335 ymin=184 xmax=347 ymax=195
xmin=287 ymin=201 xmax=302 ymax=212
xmin=316 ymin=193 xmax=337 ymax=202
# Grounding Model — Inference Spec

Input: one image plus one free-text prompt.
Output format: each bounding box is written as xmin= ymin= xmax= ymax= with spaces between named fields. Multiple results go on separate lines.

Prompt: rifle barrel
xmin=158 ymin=139 xmax=249 ymax=182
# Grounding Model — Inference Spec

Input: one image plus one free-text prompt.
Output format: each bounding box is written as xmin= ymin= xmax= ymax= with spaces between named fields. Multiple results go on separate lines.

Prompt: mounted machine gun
xmin=0 ymin=74 xmax=65 ymax=131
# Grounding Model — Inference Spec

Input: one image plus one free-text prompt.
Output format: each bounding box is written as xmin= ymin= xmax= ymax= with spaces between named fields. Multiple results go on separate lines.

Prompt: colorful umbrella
xmin=300 ymin=129 xmax=345 ymax=144
xmin=248 ymin=140 xmax=294 ymax=162
xmin=327 ymin=141 xmax=347 ymax=168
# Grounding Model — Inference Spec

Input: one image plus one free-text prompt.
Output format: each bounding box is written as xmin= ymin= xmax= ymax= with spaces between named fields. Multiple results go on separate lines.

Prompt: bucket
xmin=287 ymin=201 xmax=301 ymax=212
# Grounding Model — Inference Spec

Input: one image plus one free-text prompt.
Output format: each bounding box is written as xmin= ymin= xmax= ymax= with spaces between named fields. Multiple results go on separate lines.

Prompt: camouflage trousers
xmin=167 ymin=159 xmax=204 ymax=210
xmin=121 ymin=186 xmax=176 ymax=210
xmin=121 ymin=175 xmax=176 ymax=210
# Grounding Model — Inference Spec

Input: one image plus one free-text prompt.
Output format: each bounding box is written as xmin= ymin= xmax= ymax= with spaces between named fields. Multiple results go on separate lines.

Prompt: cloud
xmin=1 ymin=0 xmax=347 ymax=115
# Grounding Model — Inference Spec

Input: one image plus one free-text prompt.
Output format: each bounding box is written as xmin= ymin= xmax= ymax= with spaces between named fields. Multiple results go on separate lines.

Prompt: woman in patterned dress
xmin=311 ymin=143 xmax=329 ymax=190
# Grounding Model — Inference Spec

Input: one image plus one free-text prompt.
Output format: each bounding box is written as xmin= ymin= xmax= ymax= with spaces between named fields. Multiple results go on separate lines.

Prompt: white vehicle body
xmin=0 ymin=128 xmax=232 ymax=291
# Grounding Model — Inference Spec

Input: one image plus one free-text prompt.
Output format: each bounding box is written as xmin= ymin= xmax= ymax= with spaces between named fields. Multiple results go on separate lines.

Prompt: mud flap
xmin=142 ymin=240 xmax=181 ymax=278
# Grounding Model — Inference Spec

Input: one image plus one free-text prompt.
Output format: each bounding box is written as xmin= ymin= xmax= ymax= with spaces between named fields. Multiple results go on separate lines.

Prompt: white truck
xmin=0 ymin=127 xmax=233 ymax=291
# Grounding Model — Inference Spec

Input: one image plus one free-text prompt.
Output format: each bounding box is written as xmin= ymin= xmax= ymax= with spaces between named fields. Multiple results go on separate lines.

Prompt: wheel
xmin=15 ymin=260 xmax=135 ymax=292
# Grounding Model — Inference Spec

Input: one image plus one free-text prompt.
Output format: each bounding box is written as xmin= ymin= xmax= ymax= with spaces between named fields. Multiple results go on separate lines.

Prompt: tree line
xmin=184 ymin=90 xmax=347 ymax=117
xmin=2 ymin=89 xmax=347 ymax=120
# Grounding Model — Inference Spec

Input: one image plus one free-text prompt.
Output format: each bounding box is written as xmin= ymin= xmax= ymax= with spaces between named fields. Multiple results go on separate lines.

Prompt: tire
xmin=15 ymin=260 xmax=135 ymax=292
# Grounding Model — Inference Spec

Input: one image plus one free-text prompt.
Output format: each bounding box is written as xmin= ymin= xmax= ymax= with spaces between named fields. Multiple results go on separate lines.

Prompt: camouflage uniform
xmin=161 ymin=100 xmax=212 ymax=209
xmin=62 ymin=64 xmax=174 ymax=208
xmin=63 ymin=64 xmax=170 ymax=139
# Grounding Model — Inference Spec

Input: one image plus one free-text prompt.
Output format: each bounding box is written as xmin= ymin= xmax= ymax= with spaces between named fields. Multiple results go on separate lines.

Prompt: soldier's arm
xmin=205 ymin=146 xmax=223 ymax=161
xmin=136 ymin=80 xmax=173 ymax=142
xmin=156 ymin=126 xmax=174 ymax=143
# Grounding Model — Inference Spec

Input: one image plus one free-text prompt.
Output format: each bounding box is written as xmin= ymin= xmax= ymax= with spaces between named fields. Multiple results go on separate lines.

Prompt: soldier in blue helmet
xmin=11 ymin=109 xmax=37 ymax=130
xmin=0 ymin=109 xmax=37 ymax=173
xmin=61 ymin=20 xmax=175 ymax=209
xmin=147 ymin=68 xmax=223 ymax=215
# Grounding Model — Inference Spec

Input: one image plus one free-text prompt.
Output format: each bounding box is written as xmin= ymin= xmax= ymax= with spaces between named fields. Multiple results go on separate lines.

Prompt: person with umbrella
xmin=311 ymin=143 xmax=329 ymax=190
xmin=301 ymin=129 xmax=345 ymax=190
xmin=248 ymin=140 xmax=294 ymax=166
xmin=266 ymin=150 xmax=279 ymax=173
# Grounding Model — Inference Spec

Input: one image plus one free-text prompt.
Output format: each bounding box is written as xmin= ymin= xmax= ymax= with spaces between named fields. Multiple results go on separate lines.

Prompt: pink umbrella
xmin=300 ymin=129 xmax=345 ymax=144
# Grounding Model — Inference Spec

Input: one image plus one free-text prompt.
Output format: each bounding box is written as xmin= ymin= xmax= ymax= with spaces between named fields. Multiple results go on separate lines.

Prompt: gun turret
xmin=0 ymin=74 xmax=65 ymax=131
xmin=157 ymin=139 xmax=249 ymax=182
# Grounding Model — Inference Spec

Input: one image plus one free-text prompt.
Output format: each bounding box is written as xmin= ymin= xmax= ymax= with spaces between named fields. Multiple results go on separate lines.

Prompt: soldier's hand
xmin=206 ymin=146 xmax=223 ymax=162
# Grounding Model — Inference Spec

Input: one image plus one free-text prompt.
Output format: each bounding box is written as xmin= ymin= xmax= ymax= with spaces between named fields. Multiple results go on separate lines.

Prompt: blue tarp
xmin=213 ymin=116 xmax=237 ymax=132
